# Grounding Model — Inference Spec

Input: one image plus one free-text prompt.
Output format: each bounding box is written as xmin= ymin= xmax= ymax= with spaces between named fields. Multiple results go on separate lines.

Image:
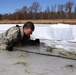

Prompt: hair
xmin=23 ymin=22 xmax=35 ymax=31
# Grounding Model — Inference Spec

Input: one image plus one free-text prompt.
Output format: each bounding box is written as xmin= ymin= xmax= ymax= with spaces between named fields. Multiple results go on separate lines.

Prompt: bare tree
xmin=28 ymin=6 xmax=33 ymax=13
xmin=2 ymin=14 xmax=8 ymax=20
xmin=74 ymin=4 xmax=76 ymax=13
xmin=2 ymin=1 xmax=76 ymax=20
xmin=73 ymin=4 xmax=76 ymax=18
xmin=57 ymin=4 xmax=65 ymax=19
xmin=65 ymin=1 xmax=74 ymax=19
xmin=31 ymin=2 xmax=41 ymax=13
xmin=21 ymin=6 xmax=28 ymax=13
xmin=0 ymin=14 xmax=2 ymax=20
xmin=51 ymin=5 xmax=57 ymax=19
xmin=29 ymin=2 xmax=41 ymax=19
xmin=51 ymin=5 xmax=56 ymax=12
xmin=58 ymin=4 xmax=65 ymax=12
xmin=45 ymin=6 xmax=50 ymax=19
xmin=65 ymin=1 xmax=74 ymax=13
xmin=45 ymin=6 xmax=50 ymax=13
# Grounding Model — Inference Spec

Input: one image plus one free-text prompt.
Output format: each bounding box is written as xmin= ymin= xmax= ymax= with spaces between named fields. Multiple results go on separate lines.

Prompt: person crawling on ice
xmin=0 ymin=22 xmax=40 ymax=51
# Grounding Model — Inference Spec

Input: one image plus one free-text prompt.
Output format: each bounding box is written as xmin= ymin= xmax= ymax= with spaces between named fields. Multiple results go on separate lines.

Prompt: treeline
xmin=0 ymin=1 xmax=76 ymax=20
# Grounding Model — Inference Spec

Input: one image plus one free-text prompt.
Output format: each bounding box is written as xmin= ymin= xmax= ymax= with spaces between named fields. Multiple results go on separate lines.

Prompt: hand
xmin=34 ymin=39 xmax=40 ymax=44
xmin=7 ymin=45 xmax=13 ymax=51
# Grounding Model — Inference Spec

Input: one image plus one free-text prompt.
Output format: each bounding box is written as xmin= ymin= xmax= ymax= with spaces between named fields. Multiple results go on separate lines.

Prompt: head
xmin=23 ymin=22 xmax=35 ymax=36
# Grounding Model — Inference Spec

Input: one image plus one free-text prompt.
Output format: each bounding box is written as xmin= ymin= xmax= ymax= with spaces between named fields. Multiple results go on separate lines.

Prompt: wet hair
xmin=23 ymin=22 xmax=35 ymax=31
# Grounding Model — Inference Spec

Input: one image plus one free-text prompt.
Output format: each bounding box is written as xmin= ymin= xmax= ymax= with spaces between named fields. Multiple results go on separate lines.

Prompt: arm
xmin=0 ymin=27 xmax=19 ymax=50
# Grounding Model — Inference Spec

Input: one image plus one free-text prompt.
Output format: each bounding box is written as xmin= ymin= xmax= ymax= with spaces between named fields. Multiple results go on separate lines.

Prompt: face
xmin=23 ymin=27 xmax=33 ymax=36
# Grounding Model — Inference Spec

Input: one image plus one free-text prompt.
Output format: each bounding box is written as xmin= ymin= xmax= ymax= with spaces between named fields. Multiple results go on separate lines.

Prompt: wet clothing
xmin=0 ymin=26 xmax=30 ymax=50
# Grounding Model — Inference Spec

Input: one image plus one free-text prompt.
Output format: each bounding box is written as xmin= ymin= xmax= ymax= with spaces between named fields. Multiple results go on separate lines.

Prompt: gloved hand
xmin=34 ymin=39 xmax=40 ymax=45
xmin=21 ymin=39 xmax=40 ymax=46
xmin=7 ymin=45 xmax=13 ymax=51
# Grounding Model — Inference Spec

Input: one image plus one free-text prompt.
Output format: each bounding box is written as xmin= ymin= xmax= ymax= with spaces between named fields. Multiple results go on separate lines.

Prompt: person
xmin=0 ymin=21 xmax=40 ymax=51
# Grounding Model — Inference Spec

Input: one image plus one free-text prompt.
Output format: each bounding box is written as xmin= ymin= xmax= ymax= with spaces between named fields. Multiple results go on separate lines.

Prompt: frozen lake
xmin=0 ymin=23 xmax=76 ymax=75
xmin=0 ymin=23 xmax=76 ymax=41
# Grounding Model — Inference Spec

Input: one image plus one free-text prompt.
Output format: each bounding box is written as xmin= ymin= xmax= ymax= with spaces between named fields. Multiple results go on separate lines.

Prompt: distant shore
xmin=0 ymin=19 xmax=76 ymax=25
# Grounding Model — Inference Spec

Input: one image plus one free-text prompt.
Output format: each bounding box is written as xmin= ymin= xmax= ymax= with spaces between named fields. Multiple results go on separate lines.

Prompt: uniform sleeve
xmin=0 ymin=27 xmax=19 ymax=50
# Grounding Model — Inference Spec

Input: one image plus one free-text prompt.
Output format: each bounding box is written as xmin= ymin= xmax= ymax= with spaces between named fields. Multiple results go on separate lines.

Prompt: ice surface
xmin=0 ymin=24 xmax=76 ymax=75
xmin=0 ymin=24 xmax=23 ymax=34
xmin=0 ymin=23 xmax=75 ymax=41
xmin=0 ymin=50 xmax=76 ymax=75
xmin=50 ymin=23 xmax=73 ymax=40
xmin=32 ymin=25 xmax=53 ymax=40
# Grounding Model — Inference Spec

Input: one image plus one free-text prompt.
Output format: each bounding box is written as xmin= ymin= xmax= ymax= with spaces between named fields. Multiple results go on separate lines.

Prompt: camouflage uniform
xmin=0 ymin=26 xmax=25 ymax=50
